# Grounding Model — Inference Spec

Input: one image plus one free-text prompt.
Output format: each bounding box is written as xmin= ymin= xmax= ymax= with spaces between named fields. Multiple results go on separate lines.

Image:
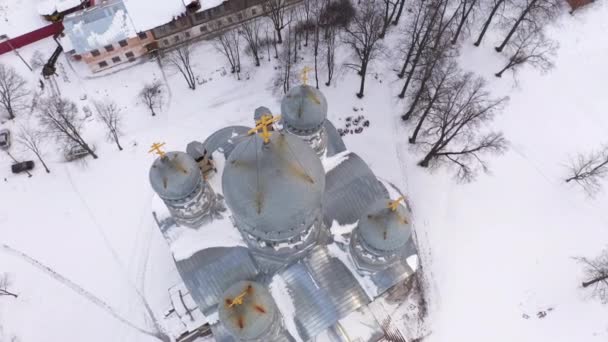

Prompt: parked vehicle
xmin=64 ymin=145 xmax=93 ymax=161
xmin=0 ymin=128 xmax=10 ymax=150
xmin=11 ymin=160 xmax=34 ymax=174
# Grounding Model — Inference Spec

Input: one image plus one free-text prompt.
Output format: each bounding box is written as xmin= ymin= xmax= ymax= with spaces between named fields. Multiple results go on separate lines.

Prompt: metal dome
xmin=280 ymin=85 xmax=328 ymax=133
xmin=222 ymin=132 xmax=325 ymax=240
xmin=254 ymin=106 xmax=273 ymax=122
xmin=219 ymin=281 xmax=277 ymax=340
xmin=358 ymin=198 xmax=412 ymax=252
xmin=149 ymin=151 xmax=202 ymax=201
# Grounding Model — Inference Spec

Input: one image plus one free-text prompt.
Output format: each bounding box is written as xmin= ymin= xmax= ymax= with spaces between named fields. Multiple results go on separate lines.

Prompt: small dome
xmin=358 ymin=198 xmax=412 ymax=252
xmin=281 ymin=85 xmax=328 ymax=134
xmin=254 ymin=106 xmax=272 ymax=122
xmin=149 ymin=151 xmax=202 ymax=200
xmin=222 ymin=133 xmax=325 ymax=240
xmin=219 ymin=281 xmax=277 ymax=340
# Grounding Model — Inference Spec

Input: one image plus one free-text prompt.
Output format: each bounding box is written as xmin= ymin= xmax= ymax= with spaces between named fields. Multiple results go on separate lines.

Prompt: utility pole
xmin=0 ymin=34 xmax=33 ymax=71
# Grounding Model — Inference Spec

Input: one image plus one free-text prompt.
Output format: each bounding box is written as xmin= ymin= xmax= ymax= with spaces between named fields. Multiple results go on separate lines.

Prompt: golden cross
xmin=228 ymin=288 xmax=250 ymax=308
xmin=248 ymin=114 xmax=281 ymax=144
xmin=300 ymin=66 xmax=312 ymax=85
xmin=388 ymin=196 xmax=405 ymax=212
xmin=149 ymin=142 xmax=167 ymax=157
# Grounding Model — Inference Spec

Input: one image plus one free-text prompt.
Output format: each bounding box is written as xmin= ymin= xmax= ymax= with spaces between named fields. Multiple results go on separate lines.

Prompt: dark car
xmin=11 ymin=160 xmax=34 ymax=174
xmin=0 ymin=128 xmax=10 ymax=150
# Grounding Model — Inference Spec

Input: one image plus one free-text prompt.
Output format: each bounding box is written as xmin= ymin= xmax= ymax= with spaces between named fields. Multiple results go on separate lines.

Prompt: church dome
xmin=149 ymin=151 xmax=202 ymax=201
xmin=280 ymin=85 xmax=328 ymax=134
xmin=219 ymin=281 xmax=277 ymax=340
xmin=222 ymin=132 xmax=325 ymax=240
xmin=358 ymin=198 xmax=412 ymax=252
xmin=254 ymin=106 xmax=272 ymax=122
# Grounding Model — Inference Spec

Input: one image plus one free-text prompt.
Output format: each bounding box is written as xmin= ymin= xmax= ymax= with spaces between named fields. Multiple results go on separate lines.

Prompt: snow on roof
xmin=269 ymin=275 xmax=302 ymax=342
xmin=0 ymin=0 xmax=49 ymax=38
xmin=37 ymin=0 xmax=83 ymax=16
xmin=63 ymin=0 xmax=136 ymax=54
xmin=123 ymin=0 xmax=186 ymax=32
xmin=199 ymin=0 xmax=225 ymax=12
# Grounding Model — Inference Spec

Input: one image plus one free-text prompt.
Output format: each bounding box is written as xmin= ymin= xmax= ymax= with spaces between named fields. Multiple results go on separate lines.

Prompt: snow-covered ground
xmin=1 ymin=1 xmax=608 ymax=342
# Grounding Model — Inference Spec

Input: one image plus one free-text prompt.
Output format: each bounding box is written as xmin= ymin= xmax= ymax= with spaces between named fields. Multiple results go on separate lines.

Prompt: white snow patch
xmin=326 ymin=243 xmax=379 ymax=298
xmin=270 ymin=274 xmax=302 ymax=342
xmin=338 ymin=307 xmax=378 ymax=342
xmin=406 ymin=254 xmax=418 ymax=271
xmin=199 ymin=0 xmax=226 ymax=12
xmin=123 ymin=0 xmax=186 ymax=32
xmin=322 ymin=150 xmax=350 ymax=173
xmin=86 ymin=9 xmax=136 ymax=49
xmin=329 ymin=220 xmax=358 ymax=240
xmin=37 ymin=0 xmax=82 ymax=15
xmin=151 ymin=195 xmax=245 ymax=261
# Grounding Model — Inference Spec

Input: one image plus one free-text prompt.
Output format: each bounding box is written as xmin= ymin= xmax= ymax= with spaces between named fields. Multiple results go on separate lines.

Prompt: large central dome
xmin=222 ymin=132 xmax=325 ymax=240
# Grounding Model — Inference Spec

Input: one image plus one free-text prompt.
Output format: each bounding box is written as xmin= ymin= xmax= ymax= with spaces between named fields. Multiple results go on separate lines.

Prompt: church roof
xmin=149 ymin=151 xmax=202 ymax=200
xmin=222 ymin=133 xmax=325 ymax=241
xmin=201 ymin=125 xmax=251 ymax=159
xmin=358 ymin=199 xmax=412 ymax=252
xmin=281 ymin=85 xmax=328 ymax=134
xmin=218 ymin=281 xmax=277 ymax=340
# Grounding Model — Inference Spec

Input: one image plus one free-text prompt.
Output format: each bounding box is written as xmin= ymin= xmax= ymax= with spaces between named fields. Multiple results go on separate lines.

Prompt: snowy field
xmin=1 ymin=1 xmax=608 ymax=342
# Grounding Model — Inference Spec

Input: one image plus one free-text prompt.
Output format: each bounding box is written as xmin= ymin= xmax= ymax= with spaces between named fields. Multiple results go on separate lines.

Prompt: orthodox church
xmin=149 ymin=78 xmax=419 ymax=342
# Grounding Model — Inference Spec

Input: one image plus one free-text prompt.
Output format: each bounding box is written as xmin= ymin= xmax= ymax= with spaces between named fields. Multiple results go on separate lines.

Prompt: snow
xmin=1 ymin=1 xmax=608 ymax=342
xmin=329 ymin=220 xmax=358 ymax=237
xmin=86 ymin=10 xmax=136 ymax=50
xmin=322 ymin=149 xmax=350 ymax=173
xmin=337 ymin=307 xmax=378 ymax=341
xmin=269 ymin=274 xmax=302 ymax=342
xmin=123 ymin=0 xmax=186 ymax=32
xmin=199 ymin=0 xmax=226 ymax=12
xmin=37 ymin=0 xmax=83 ymax=15
xmin=0 ymin=0 xmax=48 ymax=38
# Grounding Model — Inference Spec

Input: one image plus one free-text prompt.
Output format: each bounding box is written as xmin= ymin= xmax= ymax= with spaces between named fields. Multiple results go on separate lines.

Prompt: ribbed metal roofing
xmin=149 ymin=151 xmax=202 ymax=200
xmin=254 ymin=106 xmax=273 ymax=122
xmin=323 ymin=120 xmax=347 ymax=157
xmin=219 ymin=281 xmax=277 ymax=340
xmin=222 ymin=133 xmax=325 ymax=241
xmin=202 ymin=126 xmax=251 ymax=159
xmin=279 ymin=246 xmax=370 ymax=340
xmin=281 ymin=85 xmax=328 ymax=133
xmin=176 ymin=247 xmax=259 ymax=317
xmin=358 ymin=199 xmax=412 ymax=252
xmin=323 ymin=153 xmax=388 ymax=226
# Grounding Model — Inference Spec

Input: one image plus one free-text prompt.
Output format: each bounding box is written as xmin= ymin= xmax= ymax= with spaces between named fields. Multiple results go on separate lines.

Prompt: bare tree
xmin=37 ymin=97 xmax=98 ymax=159
xmin=409 ymin=61 xmax=460 ymax=144
xmin=473 ymin=0 xmax=509 ymax=46
xmin=398 ymin=0 xmax=458 ymax=99
xmin=494 ymin=0 xmax=561 ymax=52
xmin=397 ymin=0 xmax=430 ymax=79
xmin=324 ymin=25 xmax=337 ymax=86
xmin=95 ymin=100 xmax=124 ymax=151
xmin=565 ymin=146 xmax=608 ymax=195
xmin=138 ymin=81 xmax=164 ymax=117
xmin=277 ymin=25 xmax=296 ymax=94
xmin=0 ymin=64 xmax=30 ymax=120
xmin=265 ymin=0 xmax=291 ymax=44
xmin=0 ymin=273 xmax=18 ymax=298
xmin=379 ymin=0 xmax=400 ymax=38
xmin=163 ymin=43 xmax=196 ymax=90
xmin=16 ymin=124 xmax=51 ymax=173
xmin=495 ymin=27 xmax=557 ymax=77
xmin=215 ymin=30 xmax=242 ymax=80
xmin=392 ymin=0 xmax=408 ymax=26
xmin=452 ymin=0 xmax=481 ymax=44
xmin=401 ymin=2 xmax=460 ymax=119
xmin=417 ymin=73 xmax=508 ymax=181
xmin=343 ymin=0 xmax=384 ymax=98
xmin=240 ymin=18 xmax=263 ymax=67
xmin=576 ymin=249 xmax=608 ymax=304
